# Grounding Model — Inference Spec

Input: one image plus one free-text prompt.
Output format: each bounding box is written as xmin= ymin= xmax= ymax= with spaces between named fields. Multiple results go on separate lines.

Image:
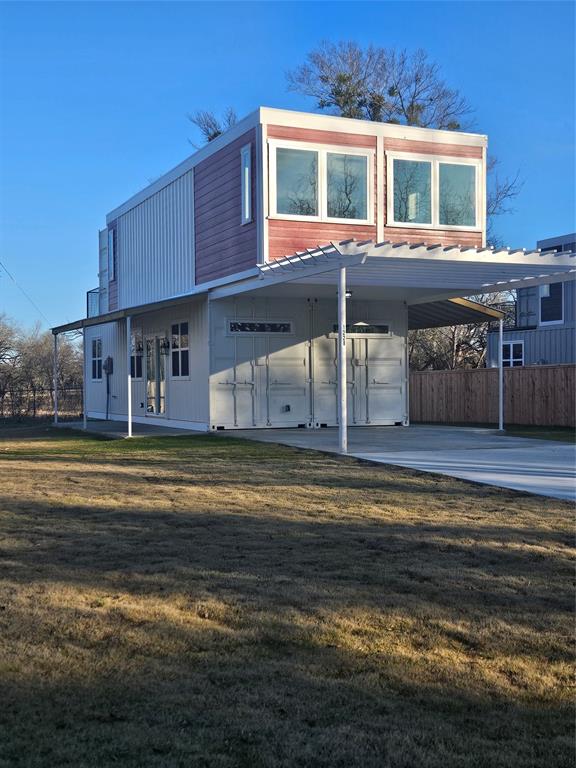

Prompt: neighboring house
xmin=487 ymin=233 xmax=576 ymax=367
xmin=53 ymin=107 xmax=574 ymax=432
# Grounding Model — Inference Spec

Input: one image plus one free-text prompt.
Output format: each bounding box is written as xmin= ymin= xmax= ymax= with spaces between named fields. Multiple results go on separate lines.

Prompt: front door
xmin=146 ymin=336 xmax=166 ymax=416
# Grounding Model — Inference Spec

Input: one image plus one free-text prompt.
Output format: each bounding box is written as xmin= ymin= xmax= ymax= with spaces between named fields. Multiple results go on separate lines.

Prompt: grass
xmin=0 ymin=426 xmax=574 ymax=768
xmin=504 ymin=425 xmax=576 ymax=443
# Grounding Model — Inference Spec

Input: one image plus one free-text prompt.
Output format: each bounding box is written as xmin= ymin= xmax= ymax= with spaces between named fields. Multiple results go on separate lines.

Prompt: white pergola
xmin=53 ymin=240 xmax=575 ymax=446
xmin=212 ymin=239 xmax=575 ymax=453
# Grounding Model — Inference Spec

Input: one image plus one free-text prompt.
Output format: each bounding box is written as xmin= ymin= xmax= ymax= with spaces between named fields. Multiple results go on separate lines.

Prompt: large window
xmin=393 ymin=159 xmax=431 ymax=224
xmin=502 ymin=341 xmax=524 ymax=367
xmin=271 ymin=142 xmax=372 ymax=224
xmin=388 ymin=153 xmax=480 ymax=230
xmin=327 ymin=152 xmax=368 ymax=220
xmin=91 ymin=338 xmax=102 ymax=380
xmin=439 ymin=163 xmax=476 ymax=226
xmin=276 ymin=147 xmax=318 ymax=216
xmin=539 ymin=283 xmax=563 ymax=325
xmin=171 ymin=322 xmax=189 ymax=377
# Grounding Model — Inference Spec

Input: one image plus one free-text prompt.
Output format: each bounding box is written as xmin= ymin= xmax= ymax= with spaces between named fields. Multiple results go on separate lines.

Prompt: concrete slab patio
xmin=230 ymin=425 xmax=576 ymax=502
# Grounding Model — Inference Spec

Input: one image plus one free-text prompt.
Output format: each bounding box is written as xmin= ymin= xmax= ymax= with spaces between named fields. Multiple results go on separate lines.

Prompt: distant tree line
xmin=0 ymin=315 xmax=82 ymax=420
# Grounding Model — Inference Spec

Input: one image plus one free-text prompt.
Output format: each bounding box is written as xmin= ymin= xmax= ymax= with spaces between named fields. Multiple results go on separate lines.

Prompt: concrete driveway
xmin=230 ymin=425 xmax=576 ymax=501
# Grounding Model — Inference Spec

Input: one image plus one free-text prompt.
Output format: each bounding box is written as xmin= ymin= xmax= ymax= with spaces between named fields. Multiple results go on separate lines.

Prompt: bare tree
xmin=287 ymin=41 xmax=522 ymax=245
xmin=188 ymin=107 xmax=237 ymax=144
xmin=287 ymin=41 xmax=473 ymax=129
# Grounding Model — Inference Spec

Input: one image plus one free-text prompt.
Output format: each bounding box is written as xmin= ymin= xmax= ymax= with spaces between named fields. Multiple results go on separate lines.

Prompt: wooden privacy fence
xmin=409 ymin=364 xmax=575 ymax=427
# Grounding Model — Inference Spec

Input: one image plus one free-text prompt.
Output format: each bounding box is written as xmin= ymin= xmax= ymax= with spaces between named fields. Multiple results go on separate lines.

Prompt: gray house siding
xmin=487 ymin=280 xmax=576 ymax=366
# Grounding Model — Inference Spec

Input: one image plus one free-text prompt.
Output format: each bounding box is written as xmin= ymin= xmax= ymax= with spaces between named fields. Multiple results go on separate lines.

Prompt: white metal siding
xmin=84 ymin=299 xmax=209 ymax=426
xmin=116 ymin=171 xmax=195 ymax=309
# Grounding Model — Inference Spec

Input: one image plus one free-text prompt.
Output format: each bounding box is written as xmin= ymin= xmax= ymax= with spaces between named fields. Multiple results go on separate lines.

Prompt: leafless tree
xmin=287 ymin=41 xmax=473 ymax=129
xmin=188 ymin=107 xmax=237 ymax=144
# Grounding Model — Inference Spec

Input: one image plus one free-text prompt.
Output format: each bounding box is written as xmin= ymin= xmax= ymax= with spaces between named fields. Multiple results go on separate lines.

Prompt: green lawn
xmin=0 ymin=427 xmax=574 ymax=768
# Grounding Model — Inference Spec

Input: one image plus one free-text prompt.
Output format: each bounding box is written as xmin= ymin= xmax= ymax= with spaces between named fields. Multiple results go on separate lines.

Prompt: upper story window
xmin=539 ymin=282 xmax=563 ymax=325
xmin=388 ymin=153 xmax=481 ymax=230
xmin=171 ymin=322 xmax=189 ymax=377
xmin=240 ymin=144 xmax=252 ymax=225
xmin=270 ymin=141 xmax=373 ymax=224
xmin=107 ymin=227 xmax=117 ymax=281
xmin=91 ymin=338 xmax=102 ymax=380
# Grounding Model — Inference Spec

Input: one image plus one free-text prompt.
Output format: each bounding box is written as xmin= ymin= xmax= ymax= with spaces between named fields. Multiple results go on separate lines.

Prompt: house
xmin=52 ymin=108 xmax=575 ymax=443
xmin=487 ymin=233 xmax=576 ymax=367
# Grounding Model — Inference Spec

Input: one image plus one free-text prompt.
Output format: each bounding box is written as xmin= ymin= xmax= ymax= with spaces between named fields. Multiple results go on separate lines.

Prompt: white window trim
xmin=386 ymin=151 xmax=483 ymax=232
xmin=226 ymin=318 xmax=295 ymax=336
xmin=170 ymin=320 xmax=190 ymax=379
xmin=502 ymin=340 xmax=524 ymax=367
xmin=91 ymin=337 xmax=103 ymax=382
xmin=268 ymin=139 xmax=375 ymax=226
xmin=538 ymin=282 xmax=564 ymax=326
xmin=240 ymin=144 xmax=252 ymax=226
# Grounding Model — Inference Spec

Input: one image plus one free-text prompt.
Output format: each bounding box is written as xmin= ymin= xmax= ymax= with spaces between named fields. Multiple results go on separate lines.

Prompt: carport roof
xmin=53 ymin=240 xmax=574 ymax=335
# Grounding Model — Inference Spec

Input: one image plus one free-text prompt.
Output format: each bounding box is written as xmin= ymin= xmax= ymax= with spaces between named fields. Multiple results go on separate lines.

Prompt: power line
xmin=0 ymin=258 xmax=52 ymax=326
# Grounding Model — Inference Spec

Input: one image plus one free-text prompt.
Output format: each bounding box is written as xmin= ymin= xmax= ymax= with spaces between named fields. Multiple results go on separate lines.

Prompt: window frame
xmin=240 ymin=143 xmax=252 ymax=226
xmin=91 ymin=337 xmax=103 ymax=381
xmin=502 ymin=340 xmax=524 ymax=368
xmin=170 ymin=321 xmax=190 ymax=379
xmin=538 ymin=282 xmax=564 ymax=326
xmin=268 ymin=139 xmax=374 ymax=226
xmin=386 ymin=151 xmax=482 ymax=232
xmin=226 ymin=318 xmax=295 ymax=337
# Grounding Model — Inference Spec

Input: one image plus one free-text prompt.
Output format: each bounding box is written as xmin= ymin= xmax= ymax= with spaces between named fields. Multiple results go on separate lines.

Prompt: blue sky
xmin=1 ymin=1 xmax=574 ymax=329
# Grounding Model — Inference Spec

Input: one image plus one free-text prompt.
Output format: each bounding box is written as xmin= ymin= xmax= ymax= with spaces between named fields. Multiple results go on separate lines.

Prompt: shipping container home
xmin=487 ymin=233 xmax=576 ymax=368
xmin=53 ymin=108 xmax=575 ymax=447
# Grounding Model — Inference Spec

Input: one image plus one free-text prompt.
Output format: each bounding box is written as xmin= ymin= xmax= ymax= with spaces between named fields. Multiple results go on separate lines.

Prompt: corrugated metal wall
xmin=115 ymin=171 xmax=195 ymax=309
xmin=84 ymin=298 xmax=209 ymax=426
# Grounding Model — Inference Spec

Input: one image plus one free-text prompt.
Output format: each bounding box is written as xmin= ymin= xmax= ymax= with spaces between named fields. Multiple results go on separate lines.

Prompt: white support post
xmin=126 ymin=316 xmax=132 ymax=438
xmin=82 ymin=330 xmax=87 ymax=430
xmin=53 ymin=334 xmax=59 ymax=425
xmin=498 ymin=318 xmax=504 ymax=431
xmin=338 ymin=266 xmax=347 ymax=454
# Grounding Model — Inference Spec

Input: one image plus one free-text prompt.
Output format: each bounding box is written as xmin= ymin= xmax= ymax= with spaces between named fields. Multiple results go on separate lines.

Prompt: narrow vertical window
xmin=171 ymin=322 xmax=189 ymax=377
xmin=241 ymin=144 xmax=252 ymax=225
xmin=108 ymin=228 xmax=117 ymax=281
xmin=91 ymin=338 xmax=103 ymax=380
xmin=130 ymin=330 xmax=143 ymax=379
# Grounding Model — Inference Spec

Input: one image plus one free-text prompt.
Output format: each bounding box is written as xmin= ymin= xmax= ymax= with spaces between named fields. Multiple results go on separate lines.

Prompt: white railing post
xmin=126 ymin=316 xmax=132 ymax=438
xmin=498 ymin=318 xmax=504 ymax=431
xmin=53 ymin=334 xmax=59 ymax=425
xmin=338 ymin=266 xmax=347 ymax=454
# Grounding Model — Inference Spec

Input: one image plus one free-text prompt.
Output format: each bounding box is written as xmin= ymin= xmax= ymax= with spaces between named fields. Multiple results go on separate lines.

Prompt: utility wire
xmin=0 ymin=258 xmax=52 ymax=326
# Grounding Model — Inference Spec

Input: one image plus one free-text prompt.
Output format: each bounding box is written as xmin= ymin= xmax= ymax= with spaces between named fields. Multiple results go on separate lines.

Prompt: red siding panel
xmin=267 ymin=124 xmax=377 ymax=148
xmin=194 ymin=129 xmax=257 ymax=285
xmin=384 ymin=137 xmax=482 ymax=158
xmin=268 ymin=220 xmax=377 ymax=261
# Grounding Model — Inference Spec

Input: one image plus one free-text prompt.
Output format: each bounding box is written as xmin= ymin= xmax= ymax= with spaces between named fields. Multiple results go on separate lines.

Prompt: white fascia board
xmin=106 ymin=109 xmax=263 ymax=222
xmin=260 ymin=106 xmax=487 ymax=147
